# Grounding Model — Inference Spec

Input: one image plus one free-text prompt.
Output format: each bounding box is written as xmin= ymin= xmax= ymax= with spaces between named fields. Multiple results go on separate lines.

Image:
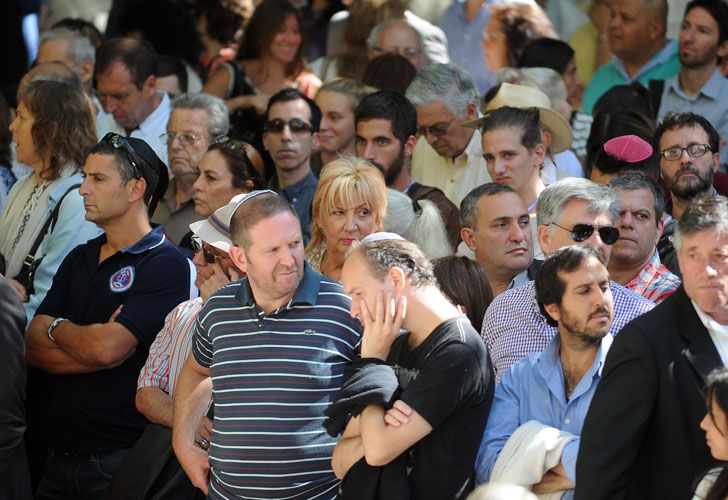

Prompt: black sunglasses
xmin=191 ymin=236 xmax=221 ymax=264
xmin=264 ymin=118 xmax=313 ymax=134
xmin=551 ymin=222 xmax=620 ymax=245
xmin=101 ymin=133 xmax=143 ymax=179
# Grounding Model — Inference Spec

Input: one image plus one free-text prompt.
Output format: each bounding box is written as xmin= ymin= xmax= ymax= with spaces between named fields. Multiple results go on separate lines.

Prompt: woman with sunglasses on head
xmin=0 ymin=79 xmax=100 ymax=321
xmin=182 ymin=140 xmax=264 ymax=250
xmin=203 ymin=0 xmax=321 ymax=152
xmin=306 ymin=156 xmax=387 ymax=282
xmin=695 ymin=368 xmax=728 ymax=500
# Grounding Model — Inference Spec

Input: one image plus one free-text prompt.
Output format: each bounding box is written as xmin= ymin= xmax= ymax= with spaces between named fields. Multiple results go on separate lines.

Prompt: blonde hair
xmin=384 ymin=189 xmax=452 ymax=259
xmin=306 ymin=156 xmax=388 ymax=258
xmin=317 ymin=77 xmax=376 ymax=111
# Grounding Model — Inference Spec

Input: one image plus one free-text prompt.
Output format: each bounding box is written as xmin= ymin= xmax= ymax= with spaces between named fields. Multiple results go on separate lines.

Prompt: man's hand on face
xmin=359 ymin=291 xmax=407 ymax=360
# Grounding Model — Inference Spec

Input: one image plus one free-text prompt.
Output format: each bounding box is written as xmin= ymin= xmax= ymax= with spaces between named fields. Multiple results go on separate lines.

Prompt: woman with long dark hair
xmin=695 ymin=368 xmax=728 ymax=500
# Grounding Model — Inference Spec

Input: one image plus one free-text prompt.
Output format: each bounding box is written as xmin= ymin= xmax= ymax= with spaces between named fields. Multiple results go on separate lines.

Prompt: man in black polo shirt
xmin=26 ymin=134 xmax=190 ymax=499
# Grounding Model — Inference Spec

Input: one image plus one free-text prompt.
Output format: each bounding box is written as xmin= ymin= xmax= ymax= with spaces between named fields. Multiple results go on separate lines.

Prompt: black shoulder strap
xmin=26 ymin=183 xmax=81 ymax=258
xmin=647 ymin=79 xmax=665 ymax=119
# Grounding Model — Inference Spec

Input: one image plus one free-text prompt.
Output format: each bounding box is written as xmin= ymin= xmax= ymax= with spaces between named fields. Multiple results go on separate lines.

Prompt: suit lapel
xmin=676 ymin=287 xmax=723 ymax=388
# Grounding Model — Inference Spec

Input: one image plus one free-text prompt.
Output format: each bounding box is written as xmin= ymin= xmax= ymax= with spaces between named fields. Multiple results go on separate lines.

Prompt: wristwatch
xmin=47 ymin=317 xmax=67 ymax=342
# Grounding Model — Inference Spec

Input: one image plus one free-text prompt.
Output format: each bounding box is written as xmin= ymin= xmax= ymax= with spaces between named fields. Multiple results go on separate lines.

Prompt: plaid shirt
xmin=482 ymin=280 xmax=655 ymax=381
xmin=626 ymin=251 xmax=681 ymax=304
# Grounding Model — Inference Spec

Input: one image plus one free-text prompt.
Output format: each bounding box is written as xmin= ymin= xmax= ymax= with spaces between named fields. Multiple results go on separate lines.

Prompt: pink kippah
xmin=603 ymin=134 xmax=653 ymax=162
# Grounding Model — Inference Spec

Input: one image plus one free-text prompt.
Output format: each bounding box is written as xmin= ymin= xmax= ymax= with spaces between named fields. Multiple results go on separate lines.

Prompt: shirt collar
xmin=122 ymin=225 xmax=167 ymax=254
xmin=136 ymin=92 xmax=170 ymax=137
xmin=537 ymin=329 xmax=613 ymax=389
xmin=613 ymin=39 xmax=677 ymax=81
xmin=236 ymin=261 xmax=322 ymax=308
xmin=669 ymin=67 xmax=724 ymax=100
xmin=268 ymin=169 xmax=316 ymax=197
xmin=509 ymin=268 xmax=530 ymax=290
xmin=692 ymin=299 xmax=728 ymax=331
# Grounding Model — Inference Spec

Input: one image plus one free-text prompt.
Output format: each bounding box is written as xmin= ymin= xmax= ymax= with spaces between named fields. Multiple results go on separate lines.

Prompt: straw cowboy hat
xmin=463 ymin=82 xmax=573 ymax=153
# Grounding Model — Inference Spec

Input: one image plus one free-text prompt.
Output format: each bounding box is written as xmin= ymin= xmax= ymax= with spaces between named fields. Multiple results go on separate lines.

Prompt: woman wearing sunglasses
xmin=306 ymin=156 xmax=387 ymax=282
xmin=184 ymin=140 xmax=264 ymax=249
xmin=0 ymin=79 xmax=100 ymax=321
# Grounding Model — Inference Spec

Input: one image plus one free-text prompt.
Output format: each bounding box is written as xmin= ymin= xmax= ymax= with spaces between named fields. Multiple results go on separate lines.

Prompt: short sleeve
xmin=192 ymin=305 xmax=214 ymax=368
xmin=399 ymin=342 xmax=487 ymax=429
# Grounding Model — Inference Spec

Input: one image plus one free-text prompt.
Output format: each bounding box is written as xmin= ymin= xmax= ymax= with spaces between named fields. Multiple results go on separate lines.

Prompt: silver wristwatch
xmin=47 ymin=317 xmax=67 ymax=342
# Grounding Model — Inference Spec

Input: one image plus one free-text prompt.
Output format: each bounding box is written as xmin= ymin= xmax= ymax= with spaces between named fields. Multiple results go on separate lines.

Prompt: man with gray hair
xmin=152 ymin=92 xmax=229 ymax=244
xmin=576 ymin=195 xmax=728 ymax=499
xmin=482 ymin=178 xmax=654 ymax=379
xmin=405 ymin=63 xmax=491 ymax=206
xmin=367 ymin=19 xmax=424 ymax=71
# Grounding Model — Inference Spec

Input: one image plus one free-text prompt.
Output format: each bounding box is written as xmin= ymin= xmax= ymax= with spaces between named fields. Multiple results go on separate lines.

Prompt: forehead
xmin=379 ymin=24 xmax=420 ymax=46
xmin=248 ymin=210 xmax=302 ymax=246
xmin=613 ymin=0 xmax=643 ymax=15
xmin=685 ymin=6 xmax=719 ymax=28
xmin=97 ymin=60 xmax=136 ymax=90
xmin=37 ymin=38 xmax=73 ymax=63
xmin=558 ymin=198 xmax=611 ymax=225
xmin=659 ymin=125 xmax=710 ymax=148
xmin=268 ymin=98 xmax=311 ymax=120
xmin=477 ymin=191 xmax=528 ymax=220
xmin=679 ymin=227 xmax=728 ymax=252
xmin=559 ymin=255 xmax=608 ymax=287
xmin=316 ymin=90 xmax=352 ymax=111
xmin=342 ymin=252 xmax=377 ymax=287
xmin=482 ymin=126 xmax=525 ymax=151
xmin=357 ymin=118 xmax=397 ymax=139
xmin=83 ymin=152 xmax=121 ymax=175
xmin=415 ymin=100 xmax=454 ymax=124
xmin=616 ymin=187 xmax=655 ymax=211
xmin=169 ymin=108 xmax=211 ymax=132
xmin=199 ymin=149 xmax=228 ymax=171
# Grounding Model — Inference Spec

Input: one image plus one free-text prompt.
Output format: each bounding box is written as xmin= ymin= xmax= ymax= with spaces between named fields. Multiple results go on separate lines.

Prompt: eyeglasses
xmin=550 ymin=222 xmax=620 ymax=245
xmin=264 ymin=118 xmax=313 ymax=134
xmin=370 ymin=46 xmax=421 ymax=59
xmin=100 ymin=133 xmax=142 ymax=179
xmin=416 ymin=117 xmax=455 ymax=138
xmin=160 ymin=132 xmax=211 ymax=147
xmin=659 ymin=143 xmax=712 ymax=161
xmin=191 ymin=236 xmax=222 ymax=264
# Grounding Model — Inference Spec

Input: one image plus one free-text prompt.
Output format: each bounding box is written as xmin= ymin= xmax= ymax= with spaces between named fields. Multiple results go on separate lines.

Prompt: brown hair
xmin=237 ymin=0 xmax=308 ymax=78
xmin=18 ymin=79 xmax=96 ymax=180
xmin=207 ymin=140 xmax=264 ymax=190
xmin=230 ymin=191 xmax=297 ymax=249
xmin=491 ymin=3 xmax=557 ymax=68
xmin=432 ymin=256 xmax=493 ymax=332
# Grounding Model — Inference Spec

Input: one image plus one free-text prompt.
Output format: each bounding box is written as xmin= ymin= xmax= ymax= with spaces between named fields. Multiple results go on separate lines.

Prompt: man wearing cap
xmin=173 ymin=191 xmax=362 ymax=499
xmin=25 ymin=134 xmax=191 ymax=499
xmin=590 ymin=135 xmax=660 ymax=185
xmin=607 ymin=171 xmax=680 ymax=303
xmin=152 ymin=93 xmax=230 ymax=245
xmin=405 ymin=63 xmax=491 ymax=206
xmin=481 ymin=178 xmax=654 ymax=380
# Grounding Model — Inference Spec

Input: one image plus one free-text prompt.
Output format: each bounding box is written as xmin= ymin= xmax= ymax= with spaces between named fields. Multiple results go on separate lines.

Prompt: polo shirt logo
xmin=109 ymin=265 xmax=135 ymax=293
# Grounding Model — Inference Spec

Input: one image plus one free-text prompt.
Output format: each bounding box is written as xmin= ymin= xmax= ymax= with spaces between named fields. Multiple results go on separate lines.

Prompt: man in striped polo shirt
xmin=173 ymin=191 xmax=362 ymax=499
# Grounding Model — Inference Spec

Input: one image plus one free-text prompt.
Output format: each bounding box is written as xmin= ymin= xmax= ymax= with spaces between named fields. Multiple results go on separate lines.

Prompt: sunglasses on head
xmin=264 ymin=118 xmax=313 ymax=134
xmin=551 ymin=222 xmax=620 ymax=245
xmin=101 ymin=133 xmax=144 ymax=177
xmin=191 ymin=236 xmax=222 ymax=264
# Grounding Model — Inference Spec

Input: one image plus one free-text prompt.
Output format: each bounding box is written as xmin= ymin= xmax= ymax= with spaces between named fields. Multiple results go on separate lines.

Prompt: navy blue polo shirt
xmin=37 ymin=226 xmax=190 ymax=454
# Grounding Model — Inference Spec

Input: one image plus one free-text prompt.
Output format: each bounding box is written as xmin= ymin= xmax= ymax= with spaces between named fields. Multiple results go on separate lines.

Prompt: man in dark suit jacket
xmin=575 ymin=195 xmax=728 ymax=500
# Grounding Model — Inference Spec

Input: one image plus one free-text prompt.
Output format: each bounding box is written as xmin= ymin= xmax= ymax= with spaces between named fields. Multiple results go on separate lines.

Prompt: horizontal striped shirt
xmin=193 ymin=265 xmax=362 ymax=500
xmin=482 ymin=280 xmax=655 ymax=381
xmin=138 ymin=297 xmax=202 ymax=395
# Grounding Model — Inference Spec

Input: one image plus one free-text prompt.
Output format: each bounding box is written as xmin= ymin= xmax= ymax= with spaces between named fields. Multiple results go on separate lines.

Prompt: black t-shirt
xmin=386 ymin=317 xmax=494 ymax=500
xmin=36 ymin=227 xmax=190 ymax=454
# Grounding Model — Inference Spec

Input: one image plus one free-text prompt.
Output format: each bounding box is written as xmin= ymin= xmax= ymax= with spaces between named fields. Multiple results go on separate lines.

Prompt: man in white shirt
xmin=95 ymin=37 xmax=171 ymax=166
xmin=405 ymin=63 xmax=491 ymax=206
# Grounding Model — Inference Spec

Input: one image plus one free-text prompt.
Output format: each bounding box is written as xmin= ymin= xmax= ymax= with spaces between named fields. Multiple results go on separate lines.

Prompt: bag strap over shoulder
xmin=26 ymin=183 xmax=81 ymax=259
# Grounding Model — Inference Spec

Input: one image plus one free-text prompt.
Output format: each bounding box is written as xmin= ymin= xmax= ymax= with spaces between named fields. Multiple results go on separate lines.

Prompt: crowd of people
xmin=1 ymin=0 xmax=728 ymax=499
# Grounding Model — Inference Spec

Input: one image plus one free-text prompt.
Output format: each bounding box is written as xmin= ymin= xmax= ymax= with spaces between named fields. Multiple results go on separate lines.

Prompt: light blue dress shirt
xmin=475 ymin=333 xmax=613 ymax=498
xmin=658 ymin=68 xmax=728 ymax=165
xmin=439 ymin=0 xmax=498 ymax=93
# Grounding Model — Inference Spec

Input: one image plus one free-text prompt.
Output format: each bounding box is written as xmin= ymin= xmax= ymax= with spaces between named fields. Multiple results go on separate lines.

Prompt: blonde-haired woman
xmin=306 ymin=156 xmax=387 ymax=281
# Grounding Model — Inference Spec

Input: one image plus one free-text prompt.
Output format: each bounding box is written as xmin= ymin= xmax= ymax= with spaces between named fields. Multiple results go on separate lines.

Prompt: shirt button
xmin=564 ymin=418 xmax=572 ymax=425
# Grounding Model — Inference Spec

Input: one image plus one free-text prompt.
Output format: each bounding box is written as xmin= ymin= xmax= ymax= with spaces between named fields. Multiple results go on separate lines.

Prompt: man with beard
xmin=355 ymin=90 xmax=461 ymax=248
xmin=654 ymin=111 xmax=720 ymax=274
xmin=657 ymin=0 xmax=728 ymax=165
xmin=475 ymin=245 xmax=614 ymax=500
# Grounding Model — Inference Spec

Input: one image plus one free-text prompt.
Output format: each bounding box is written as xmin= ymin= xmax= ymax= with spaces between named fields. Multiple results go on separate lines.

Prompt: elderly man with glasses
xmin=481 ymin=178 xmax=654 ymax=380
xmin=153 ymin=93 xmax=230 ymax=245
xmin=262 ymin=88 xmax=321 ymax=246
